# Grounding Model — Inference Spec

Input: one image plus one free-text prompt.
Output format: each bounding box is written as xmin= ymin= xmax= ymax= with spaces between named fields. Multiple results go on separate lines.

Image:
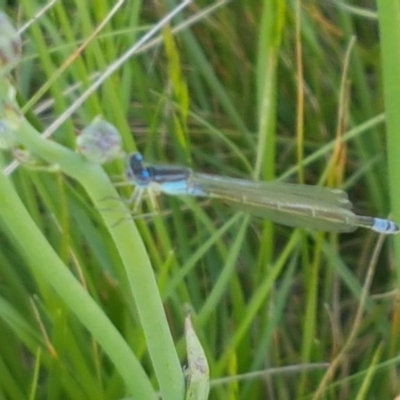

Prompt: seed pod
xmin=0 ymin=119 xmax=18 ymax=149
xmin=0 ymin=94 xmax=22 ymax=150
xmin=184 ymin=312 xmax=210 ymax=400
xmin=0 ymin=12 xmax=22 ymax=75
xmin=76 ymin=117 xmax=122 ymax=163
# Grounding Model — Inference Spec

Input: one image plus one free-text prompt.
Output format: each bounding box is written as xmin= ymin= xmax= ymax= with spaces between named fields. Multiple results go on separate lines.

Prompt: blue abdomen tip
xmin=372 ymin=218 xmax=399 ymax=234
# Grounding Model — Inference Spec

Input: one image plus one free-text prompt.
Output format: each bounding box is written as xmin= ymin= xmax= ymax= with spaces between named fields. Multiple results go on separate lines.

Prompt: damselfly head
xmin=126 ymin=153 xmax=152 ymax=187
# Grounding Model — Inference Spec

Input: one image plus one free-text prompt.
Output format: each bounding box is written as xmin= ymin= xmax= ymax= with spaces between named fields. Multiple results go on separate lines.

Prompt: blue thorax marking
xmin=127 ymin=153 xmax=205 ymax=195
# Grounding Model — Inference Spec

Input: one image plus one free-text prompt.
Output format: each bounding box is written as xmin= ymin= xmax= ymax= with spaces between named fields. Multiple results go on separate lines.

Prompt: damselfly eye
xmin=136 ymin=168 xmax=151 ymax=186
xmin=131 ymin=153 xmax=143 ymax=163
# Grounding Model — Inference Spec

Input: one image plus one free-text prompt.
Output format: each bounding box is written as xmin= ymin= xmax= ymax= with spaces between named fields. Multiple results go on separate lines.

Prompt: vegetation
xmin=0 ymin=1 xmax=399 ymax=399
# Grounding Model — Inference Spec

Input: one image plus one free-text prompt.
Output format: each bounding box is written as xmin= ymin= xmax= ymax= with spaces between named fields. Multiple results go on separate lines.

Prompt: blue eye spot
xmin=139 ymin=169 xmax=149 ymax=179
xmin=135 ymin=168 xmax=151 ymax=187
xmin=132 ymin=153 xmax=143 ymax=162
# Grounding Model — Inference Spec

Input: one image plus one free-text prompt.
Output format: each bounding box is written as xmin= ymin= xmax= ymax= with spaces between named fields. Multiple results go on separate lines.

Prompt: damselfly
xmin=125 ymin=153 xmax=399 ymax=234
